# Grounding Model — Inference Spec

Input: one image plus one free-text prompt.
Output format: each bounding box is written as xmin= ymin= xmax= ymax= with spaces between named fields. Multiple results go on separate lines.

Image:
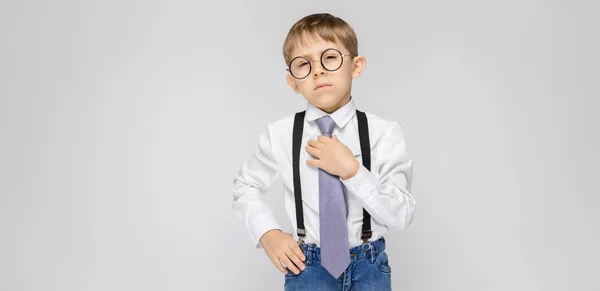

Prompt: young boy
xmin=232 ymin=13 xmax=416 ymax=290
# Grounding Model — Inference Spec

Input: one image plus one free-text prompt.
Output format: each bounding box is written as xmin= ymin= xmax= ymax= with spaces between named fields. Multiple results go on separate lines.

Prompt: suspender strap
xmin=292 ymin=111 xmax=306 ymax=241
xmin=356 ymin=110 xmax=373 ymax=243
xmin=292 ymin=109 xmax=372 ymax=244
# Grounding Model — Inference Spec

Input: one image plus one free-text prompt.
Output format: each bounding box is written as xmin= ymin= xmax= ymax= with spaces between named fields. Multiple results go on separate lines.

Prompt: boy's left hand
xmin=305 ymin=135 xmax=359 ymax=180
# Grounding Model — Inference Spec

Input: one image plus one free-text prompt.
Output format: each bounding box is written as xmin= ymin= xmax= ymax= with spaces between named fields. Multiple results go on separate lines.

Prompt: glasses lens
xmin=321 ymin=49 xmax=343 ymax=71
xmin=290 ymin=57 xmax=310 ymax=79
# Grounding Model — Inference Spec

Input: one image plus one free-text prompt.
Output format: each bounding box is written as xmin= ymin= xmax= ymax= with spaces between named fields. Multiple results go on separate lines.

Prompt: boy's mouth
xmin=314 ymin=83 xmax=332 ymax=90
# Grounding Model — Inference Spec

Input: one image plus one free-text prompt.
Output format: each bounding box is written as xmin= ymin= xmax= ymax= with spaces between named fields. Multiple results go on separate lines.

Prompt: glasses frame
xmin=286 ymin=48 xmax=356 ymax=80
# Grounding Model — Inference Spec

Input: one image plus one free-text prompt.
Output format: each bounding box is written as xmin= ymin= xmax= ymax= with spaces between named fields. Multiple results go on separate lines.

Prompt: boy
xmin=232 ymin=13 xmax=416 ymax=290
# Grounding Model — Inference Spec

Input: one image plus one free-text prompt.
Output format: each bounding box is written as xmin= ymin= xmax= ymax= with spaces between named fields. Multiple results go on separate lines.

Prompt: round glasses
xmin=287 ymin=48 xmax=355 ymax=79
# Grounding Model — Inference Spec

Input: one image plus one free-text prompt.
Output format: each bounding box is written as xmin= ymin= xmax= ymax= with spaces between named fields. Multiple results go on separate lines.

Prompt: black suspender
xmin=292 ymin=109 xmax=373 ymax=244
xmin=292 ymin=111 xmax=306 ymax=239
xmin=356 ymin=110 xmax=373 ymax=243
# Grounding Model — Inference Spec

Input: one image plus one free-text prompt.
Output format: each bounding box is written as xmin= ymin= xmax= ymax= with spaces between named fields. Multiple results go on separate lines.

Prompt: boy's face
xmin=286 ymin=36 xmax=366 ymax=113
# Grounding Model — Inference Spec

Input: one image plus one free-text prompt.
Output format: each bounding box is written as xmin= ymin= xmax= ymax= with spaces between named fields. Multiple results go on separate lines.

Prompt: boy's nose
xmin=313 ymin=63 xmax=327 ymax=77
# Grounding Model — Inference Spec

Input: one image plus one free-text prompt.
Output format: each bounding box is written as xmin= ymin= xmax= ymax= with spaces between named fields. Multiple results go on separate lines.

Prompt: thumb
xmin=332 ymin=135 xmax=338 ymax=141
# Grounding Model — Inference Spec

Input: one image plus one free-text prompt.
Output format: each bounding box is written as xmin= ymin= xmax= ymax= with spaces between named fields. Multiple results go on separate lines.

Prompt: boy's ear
xmin=286 ymin=74 xmax=301 ymax=93
xmin=352 ymin=56 xmax=366 ymax=79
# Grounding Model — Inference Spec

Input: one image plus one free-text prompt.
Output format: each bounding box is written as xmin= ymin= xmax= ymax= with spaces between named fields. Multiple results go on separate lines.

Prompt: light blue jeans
xmin=284 ymin=237 xmax=392 ymax=291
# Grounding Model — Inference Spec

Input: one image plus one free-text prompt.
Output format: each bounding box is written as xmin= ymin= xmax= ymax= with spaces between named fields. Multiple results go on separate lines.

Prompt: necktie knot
xmin=316 ymin=115 xmax=335 ymax=136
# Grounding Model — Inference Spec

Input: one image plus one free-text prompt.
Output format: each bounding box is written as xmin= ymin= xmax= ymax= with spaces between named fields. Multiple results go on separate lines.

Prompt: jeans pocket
xmin=375 ymin=251 xmax=392 ymax=274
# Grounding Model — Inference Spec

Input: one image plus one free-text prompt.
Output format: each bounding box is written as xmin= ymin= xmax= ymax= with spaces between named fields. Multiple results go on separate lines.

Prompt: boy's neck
xmin=318 ymin=93 xmax=352 ymax=114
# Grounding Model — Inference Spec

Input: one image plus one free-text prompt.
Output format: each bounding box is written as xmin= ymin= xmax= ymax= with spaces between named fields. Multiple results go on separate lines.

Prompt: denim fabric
xmin=284 ymin=237 xmax=392 ymax=291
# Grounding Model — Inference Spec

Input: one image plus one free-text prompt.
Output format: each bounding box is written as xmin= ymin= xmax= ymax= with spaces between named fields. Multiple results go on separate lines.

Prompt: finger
xmin=305 ymin=145 xmax=321 ymax=157
xmin=306 ymin=159 xmax=320 ymax=168
xmin=317 ymin=135 xmax=331 ymax=144
xmin=281 ymin=254 xmax=300 ymax=274
xmin=332 ymin=135 xmax=338 ymax=141
xmin=286 ymin=248 xmax=305 ymax=270
xmin=270 ymin=255 xmax=287 ymax=274
xmin=307 ymin=139 xmax=323 ymax=149
xmin=289 ymin=242 xmax=306 ymax=261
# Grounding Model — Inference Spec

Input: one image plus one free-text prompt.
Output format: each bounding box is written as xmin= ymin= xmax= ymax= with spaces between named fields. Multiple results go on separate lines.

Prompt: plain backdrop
xmin=1 ymin=0 xmax=599 ymax=290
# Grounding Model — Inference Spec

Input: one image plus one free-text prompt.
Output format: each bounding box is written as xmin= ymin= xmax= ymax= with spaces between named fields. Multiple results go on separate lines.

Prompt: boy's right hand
xmin=259 ymin=229 xmax=306 ymax=275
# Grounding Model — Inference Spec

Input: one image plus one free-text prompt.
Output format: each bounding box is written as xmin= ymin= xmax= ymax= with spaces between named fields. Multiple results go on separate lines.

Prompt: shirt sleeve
xmin=232 ymin=123 xmax=281 ymax=248
xmin=340 ymin=121 xmax=416 ymax=230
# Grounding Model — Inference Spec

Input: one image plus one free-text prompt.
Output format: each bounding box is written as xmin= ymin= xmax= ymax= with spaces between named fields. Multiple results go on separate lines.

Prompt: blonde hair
xmin=282 ymin=13 xmax=358 ymax=65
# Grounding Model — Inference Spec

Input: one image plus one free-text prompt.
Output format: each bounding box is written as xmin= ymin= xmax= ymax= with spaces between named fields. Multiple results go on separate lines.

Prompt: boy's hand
xmin=305 ymin=135 xmax=360 ymax=180
xmin=259 ymin=229 xmax=306 ymax=275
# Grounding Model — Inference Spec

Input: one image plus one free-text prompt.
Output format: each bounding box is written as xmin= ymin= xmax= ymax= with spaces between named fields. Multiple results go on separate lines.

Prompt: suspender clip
xmin=361 ymin=230 xmax=373 ymax=244
xmin=297 ymin=228 xmax=306 ymax=243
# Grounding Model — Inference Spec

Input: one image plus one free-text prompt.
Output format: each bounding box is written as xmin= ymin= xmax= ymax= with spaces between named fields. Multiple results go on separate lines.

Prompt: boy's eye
xmin=298 ymin=62 xmax=308 ymax=67
xmin=324 ymin=55 xmax=338 ymax=60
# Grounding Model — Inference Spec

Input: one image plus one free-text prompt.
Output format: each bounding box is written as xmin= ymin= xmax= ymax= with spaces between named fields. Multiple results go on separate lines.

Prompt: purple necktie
xmin=315 ymin=115 xmax=350 ymax=278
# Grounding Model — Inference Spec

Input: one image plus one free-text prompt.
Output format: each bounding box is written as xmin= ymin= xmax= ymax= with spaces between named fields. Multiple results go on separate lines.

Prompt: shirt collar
xmin=305 ymin=96 xmax=356 ymax=129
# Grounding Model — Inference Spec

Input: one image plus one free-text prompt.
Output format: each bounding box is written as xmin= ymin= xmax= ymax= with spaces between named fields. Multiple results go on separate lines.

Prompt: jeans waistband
xmin=298 ymin=237 xmax=386 ymax=264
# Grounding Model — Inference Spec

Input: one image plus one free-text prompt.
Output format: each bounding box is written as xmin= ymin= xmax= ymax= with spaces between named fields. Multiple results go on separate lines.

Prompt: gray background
xmin=1 ymin=0 xmax=599 ymax=290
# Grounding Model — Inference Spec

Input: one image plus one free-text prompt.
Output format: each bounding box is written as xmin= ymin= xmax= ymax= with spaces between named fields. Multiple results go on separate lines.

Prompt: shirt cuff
xmin=248 ymin=213 xmax=281 ymax=249
xmin=340 ymin=165 xmax=378 ymax=200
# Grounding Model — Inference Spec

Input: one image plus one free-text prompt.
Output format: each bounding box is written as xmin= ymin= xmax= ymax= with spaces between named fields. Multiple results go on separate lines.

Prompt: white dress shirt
xmin=232 ymin=97 xmax=416 ymax=248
